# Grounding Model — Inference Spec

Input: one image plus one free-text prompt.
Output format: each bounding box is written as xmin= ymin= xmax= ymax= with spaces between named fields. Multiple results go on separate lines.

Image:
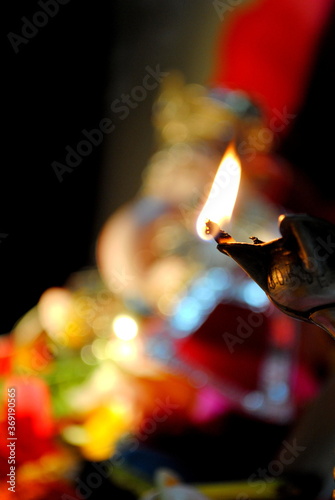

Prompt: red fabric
xmin=0 ymin=376 xmax=56 ymax=473
xmin=0 ymin=336 xmax=13 ymax=375
xmin=174 ymin=302 xmax=320 ymax=422
xmin=175 ymin=303 xmax=268 ymax=393
xmin=210 ymin=0 xmax=333 ymax=130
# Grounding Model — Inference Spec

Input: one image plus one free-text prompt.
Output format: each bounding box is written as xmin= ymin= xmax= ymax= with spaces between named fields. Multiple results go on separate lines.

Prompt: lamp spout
xmin=207 ymin=215 xmax=335 ymax=339
xmin=205 ymin=219 xmax=274 ymax=292
xmin=216 ymin=239 xmax=274 ymax=294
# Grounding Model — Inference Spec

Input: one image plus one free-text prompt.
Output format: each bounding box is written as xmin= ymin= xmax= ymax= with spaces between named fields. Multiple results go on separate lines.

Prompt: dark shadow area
xmin=2 ymin=1 xmax=116 ymax=333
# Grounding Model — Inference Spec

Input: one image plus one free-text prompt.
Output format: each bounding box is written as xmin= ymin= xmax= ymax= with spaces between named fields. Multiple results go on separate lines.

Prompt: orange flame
xmin=196 ymin=143 xmax=241 ymax=240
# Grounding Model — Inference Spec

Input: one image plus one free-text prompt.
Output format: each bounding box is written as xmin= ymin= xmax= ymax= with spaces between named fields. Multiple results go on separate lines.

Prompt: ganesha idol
xmin=94 ymin=74 xmax=334 ymax=482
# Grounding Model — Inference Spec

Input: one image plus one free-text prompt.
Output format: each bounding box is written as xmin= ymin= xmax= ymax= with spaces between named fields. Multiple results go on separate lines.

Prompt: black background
xmin=2 ymin=1 xmax=116 ymax=333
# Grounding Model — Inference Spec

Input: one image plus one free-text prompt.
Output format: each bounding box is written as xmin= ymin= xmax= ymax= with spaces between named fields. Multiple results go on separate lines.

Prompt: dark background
xmin=2 ymin=1 xmax=116 ymax=334
xmin=2 ymin=0 xmax=335 ymax=335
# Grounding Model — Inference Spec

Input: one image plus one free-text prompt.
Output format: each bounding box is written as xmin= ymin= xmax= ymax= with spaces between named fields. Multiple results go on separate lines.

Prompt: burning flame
xmin=196 ymin=143 xmax=241 ymax=240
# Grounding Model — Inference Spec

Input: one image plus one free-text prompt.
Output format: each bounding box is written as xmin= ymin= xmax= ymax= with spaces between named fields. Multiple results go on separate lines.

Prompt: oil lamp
xmin=205 ymin=215 xmax=335 ymax=339
xmin=197 ymin=146 xmax=335 ymax=339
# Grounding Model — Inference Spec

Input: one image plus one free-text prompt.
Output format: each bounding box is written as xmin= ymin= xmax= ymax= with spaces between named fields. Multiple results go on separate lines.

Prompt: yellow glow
xmin=38 ymin=287 xmax=72 ymax=337
xmin=112 ymin=314 xmax=138 ymax=341
xmin=62 ymin=425 xmax=88 ymax=446
xmin=91 ymin=338 xmax=109 ymax=360
xmin=106 ymin=339 xmax=138 ymax=361
xmin=81 ymin=404 xmax=133 ymax=461
xmin=196 ymin=143 xmax=241 ymax=240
